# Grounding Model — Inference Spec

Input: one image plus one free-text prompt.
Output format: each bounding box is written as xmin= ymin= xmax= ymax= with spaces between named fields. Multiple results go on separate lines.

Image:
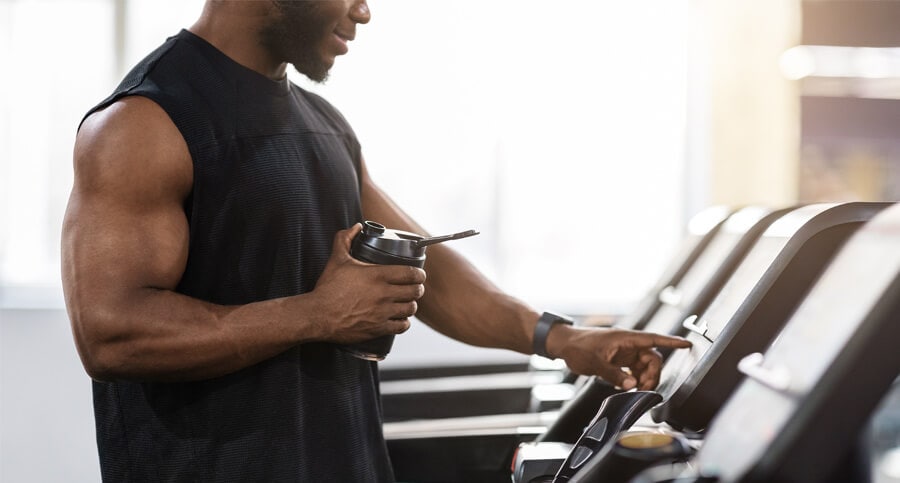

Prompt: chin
xmin=296 ymin=66 xmax=331 ymax=84
xmin=290 ymin=56 xmax=333 ymax=83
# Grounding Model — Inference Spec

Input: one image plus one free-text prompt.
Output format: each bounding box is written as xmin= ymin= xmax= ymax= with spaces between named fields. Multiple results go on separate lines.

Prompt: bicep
xmin=63 ymin=97 xmax=192 ymax=314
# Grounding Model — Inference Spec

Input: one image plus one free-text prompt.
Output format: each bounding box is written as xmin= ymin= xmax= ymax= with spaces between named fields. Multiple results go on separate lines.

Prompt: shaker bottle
xmin=342 ymin=220 xmax=478 ymax=361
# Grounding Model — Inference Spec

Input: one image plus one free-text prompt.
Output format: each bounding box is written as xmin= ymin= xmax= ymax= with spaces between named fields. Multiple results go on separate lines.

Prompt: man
xmin=61 ymin=1 xmax=691 ymax=481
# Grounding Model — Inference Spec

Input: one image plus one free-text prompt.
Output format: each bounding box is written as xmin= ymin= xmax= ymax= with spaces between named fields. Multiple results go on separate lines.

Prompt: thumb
xmin=333 ymin=223 xmax=363 ymax=254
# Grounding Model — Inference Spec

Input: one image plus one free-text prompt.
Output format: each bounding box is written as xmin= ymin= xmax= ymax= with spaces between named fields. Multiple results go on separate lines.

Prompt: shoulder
xmin=293 ymin=86 xmax=356 ymax=134
xmin=81 ymin=34 xmax=185 ymax=126
xmin=75 ymin=96 xmax=192 ymax=202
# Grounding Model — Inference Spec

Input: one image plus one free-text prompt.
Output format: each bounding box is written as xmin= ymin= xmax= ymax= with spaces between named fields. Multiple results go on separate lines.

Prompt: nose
xmin=350 ymin=0 xmax=371 ymax=24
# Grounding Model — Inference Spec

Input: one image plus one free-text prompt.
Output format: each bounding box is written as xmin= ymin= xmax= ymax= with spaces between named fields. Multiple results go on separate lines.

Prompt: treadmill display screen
xmin=654 ymin=235 xmax=790 ymax=400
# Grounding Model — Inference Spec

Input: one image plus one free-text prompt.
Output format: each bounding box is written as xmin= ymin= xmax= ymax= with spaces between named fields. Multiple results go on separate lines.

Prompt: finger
xmin=390 ymin=283 xmax=425 ymax=302
xmin=380 ymin=265 xmax=426 ymax=285
xmin=651 ymin=334 xmax=693 ymax=349
xmin=378 ymin=301 xmax=417 ymax=321
xmin=372 ymin=278 xmax=423 ymax=304
xmin=623 ymin=331 xmax=693 ymax=350
xmin=595 ymin=361 xmax=638 ymax=391
xmin=385 ymin=318 xmax=412 ymax=335
xmin=632 ymin=348 xmax=661 ymax=370
xmin=627 ymin=349 xmax=652 ymax=374
xmin=391 ymin=300 xmax=418 ymax=319
xmin=634 ymin=350 xmax=663 ymax=390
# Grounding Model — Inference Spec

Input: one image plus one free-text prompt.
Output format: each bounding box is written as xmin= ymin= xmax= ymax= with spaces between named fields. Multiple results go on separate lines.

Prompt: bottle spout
xmin=414 ymin=229 xmax=479 ymax=249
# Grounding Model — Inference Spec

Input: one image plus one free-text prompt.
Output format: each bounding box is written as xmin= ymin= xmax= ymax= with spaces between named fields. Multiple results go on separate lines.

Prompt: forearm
xmin=415 ymin=244 xmax=540 ymax=354
xmin=68 ymin=287 xmax=323 ymax=383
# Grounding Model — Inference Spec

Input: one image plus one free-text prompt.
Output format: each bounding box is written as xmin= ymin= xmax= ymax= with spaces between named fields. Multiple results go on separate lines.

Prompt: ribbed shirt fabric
xmin=82 ymin=29 xmax=393 ymax=482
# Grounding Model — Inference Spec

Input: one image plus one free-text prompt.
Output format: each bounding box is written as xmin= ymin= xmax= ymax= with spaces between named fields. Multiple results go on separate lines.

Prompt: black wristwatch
xmin=533 ymin=311 xmax=575 ymax=359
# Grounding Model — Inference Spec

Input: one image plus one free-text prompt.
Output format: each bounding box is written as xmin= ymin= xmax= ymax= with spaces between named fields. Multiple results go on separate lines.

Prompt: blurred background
xmin=1 ymin=0 xmax=899 ymax=480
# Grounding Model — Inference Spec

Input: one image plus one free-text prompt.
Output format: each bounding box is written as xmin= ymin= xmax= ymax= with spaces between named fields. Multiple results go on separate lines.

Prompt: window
xmin=1 ymin=0 xmax=691 ymax=317
xmin=1 ymin=0 xmax=116 ymax=305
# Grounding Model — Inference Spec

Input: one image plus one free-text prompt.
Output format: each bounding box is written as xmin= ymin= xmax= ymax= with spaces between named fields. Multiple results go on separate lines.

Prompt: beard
xmin=260 ymin=1 xmax=332 ymax=83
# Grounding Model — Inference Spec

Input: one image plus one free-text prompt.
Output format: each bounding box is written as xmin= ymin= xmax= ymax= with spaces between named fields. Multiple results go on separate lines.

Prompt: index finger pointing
xmin=646 ymin=334 xmax=692 ymax=349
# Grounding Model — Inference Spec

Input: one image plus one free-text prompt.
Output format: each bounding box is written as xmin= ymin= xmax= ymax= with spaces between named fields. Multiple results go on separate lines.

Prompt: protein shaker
xmin=341 ymin=220 xmax=479 ymax=361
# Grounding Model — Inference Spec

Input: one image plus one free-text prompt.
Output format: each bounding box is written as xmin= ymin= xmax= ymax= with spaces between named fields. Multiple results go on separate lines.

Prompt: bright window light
xmin=2 ymin=0 xmax=690 ymax=317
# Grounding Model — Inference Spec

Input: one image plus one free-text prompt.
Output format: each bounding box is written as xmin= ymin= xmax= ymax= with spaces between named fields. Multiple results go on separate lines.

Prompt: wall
xmin=1 ymin=309 xmax=99 ymax=482
xmin=693 ymin=0 xmax=803 ymax=206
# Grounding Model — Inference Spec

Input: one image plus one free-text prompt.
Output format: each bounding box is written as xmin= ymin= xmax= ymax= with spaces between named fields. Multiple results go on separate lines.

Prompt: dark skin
xmin=62 ymin=0 xmax=690 ymax=389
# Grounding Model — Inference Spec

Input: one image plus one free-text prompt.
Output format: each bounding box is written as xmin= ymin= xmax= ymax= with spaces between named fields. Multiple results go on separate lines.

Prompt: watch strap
xmin=533 ymin=311 xmax=574 ymax=359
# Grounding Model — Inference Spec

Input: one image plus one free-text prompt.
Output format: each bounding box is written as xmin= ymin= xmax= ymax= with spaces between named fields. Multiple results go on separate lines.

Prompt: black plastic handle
xmin=538 ymin=377 xmax=622 ymax=444
xmin=553 ymin=390 xmax=663 ymax=482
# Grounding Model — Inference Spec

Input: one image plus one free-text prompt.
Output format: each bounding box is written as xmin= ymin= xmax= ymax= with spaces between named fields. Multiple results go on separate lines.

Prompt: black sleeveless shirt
xmin=83 ymin=30 xmax=393 ymax=482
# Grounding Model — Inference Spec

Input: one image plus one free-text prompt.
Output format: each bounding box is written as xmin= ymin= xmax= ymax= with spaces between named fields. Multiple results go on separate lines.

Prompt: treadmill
xmin=620 ymin=201 xmax=900 ymax=483
xmin=382 ymin=203 xmax=845 ymax=481
xmin=511 ymin=202 xmax=891 ymax=483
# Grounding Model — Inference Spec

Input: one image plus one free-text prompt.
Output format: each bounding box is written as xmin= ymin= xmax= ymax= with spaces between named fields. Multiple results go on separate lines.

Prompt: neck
xmin=189 ymin=1 xmax=287 ymax=80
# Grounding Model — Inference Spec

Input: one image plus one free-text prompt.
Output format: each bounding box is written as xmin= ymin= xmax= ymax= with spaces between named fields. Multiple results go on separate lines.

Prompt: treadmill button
xmin=569 ymin=446 xmax=594 ymax=469
xmin=584 ymin=418 xmax=608 ymax=441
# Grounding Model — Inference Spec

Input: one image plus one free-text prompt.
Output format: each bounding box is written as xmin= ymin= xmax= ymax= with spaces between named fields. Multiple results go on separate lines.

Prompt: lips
xmin=334 ymin=30 xmax=355 ymax=42
xmin=332 ymin=30 xmax=353 ymax=55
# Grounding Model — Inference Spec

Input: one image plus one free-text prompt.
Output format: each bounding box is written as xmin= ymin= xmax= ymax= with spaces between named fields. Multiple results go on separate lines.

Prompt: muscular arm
xmin=63 ymin=97 xmax=422 ymax=382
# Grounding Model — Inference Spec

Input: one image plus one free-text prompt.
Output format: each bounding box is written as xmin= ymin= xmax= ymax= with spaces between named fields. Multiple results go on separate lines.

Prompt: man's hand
xmin=550 ymin=326 xmax=692 ymax=390
xmin=308 ymin=224 xmax=427 ymax=344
